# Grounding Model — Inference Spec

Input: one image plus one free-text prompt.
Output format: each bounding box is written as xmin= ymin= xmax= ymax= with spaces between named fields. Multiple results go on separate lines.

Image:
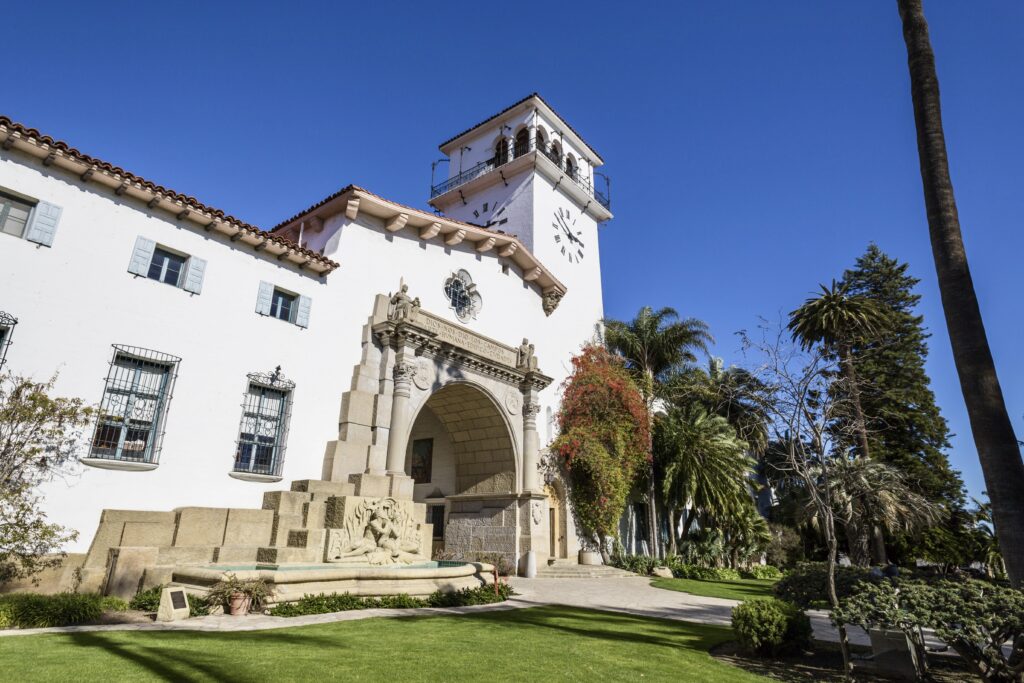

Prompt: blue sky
xmin=4 ymin=1 xmax=1022 ymax=499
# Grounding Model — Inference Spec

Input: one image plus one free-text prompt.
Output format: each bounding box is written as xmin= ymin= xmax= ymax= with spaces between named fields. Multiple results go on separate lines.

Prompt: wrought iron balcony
xmin=430 ymin=141 xmax=611 ymax=210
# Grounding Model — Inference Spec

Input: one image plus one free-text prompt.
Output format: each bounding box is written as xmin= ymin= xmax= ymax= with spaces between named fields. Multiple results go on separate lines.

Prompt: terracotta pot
xmin=228 ymin=592 xmax=251 ymax=616
xmin=578 ymin=550 xmax=602 ymax=566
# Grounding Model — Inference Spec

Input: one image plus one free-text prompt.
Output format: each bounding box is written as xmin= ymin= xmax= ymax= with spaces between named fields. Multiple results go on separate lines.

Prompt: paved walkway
xmin=0 ymin=575 xmax=868 ymax=645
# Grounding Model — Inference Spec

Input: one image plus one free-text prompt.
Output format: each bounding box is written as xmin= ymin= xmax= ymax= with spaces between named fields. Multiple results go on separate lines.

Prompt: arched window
xmin=494 ymin=138 xmax=509 ymax=166
xmin=514 ymin=129 xmax=530 ymax=158
xmin=535 ymin=129 xmax=547 ymax=155
xmin=565 ymin=154 xmax=577 ymax=180
xmin=549 ymin=142 xmax=562 ymax=167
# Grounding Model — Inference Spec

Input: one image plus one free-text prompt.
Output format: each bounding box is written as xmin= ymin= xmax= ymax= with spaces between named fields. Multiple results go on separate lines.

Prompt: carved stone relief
xmin=325 ymin=497 xmax=426 ymax=565
xmin=504 ymin=389 xmax=522 ymax=415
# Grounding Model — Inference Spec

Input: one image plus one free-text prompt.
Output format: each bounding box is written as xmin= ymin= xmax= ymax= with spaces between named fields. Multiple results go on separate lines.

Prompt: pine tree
xmin=840 ymin=245 xmax=966 ymax=560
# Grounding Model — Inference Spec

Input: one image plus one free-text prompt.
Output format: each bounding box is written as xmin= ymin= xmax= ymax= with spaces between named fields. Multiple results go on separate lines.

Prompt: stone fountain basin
xmin=172 ymin=561 xmax=495 ymax=605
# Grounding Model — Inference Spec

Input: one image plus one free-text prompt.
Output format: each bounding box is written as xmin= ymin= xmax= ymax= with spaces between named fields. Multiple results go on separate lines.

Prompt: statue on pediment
xmin=516 ymin=338 xmax=538 ymax=372
xmin=389 ymin=284 xmax=420 ymax=323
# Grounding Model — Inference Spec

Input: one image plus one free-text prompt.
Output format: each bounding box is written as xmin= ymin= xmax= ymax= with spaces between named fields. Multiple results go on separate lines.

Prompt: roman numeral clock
xmin=552 ymin=206 xmax=585 ymax=264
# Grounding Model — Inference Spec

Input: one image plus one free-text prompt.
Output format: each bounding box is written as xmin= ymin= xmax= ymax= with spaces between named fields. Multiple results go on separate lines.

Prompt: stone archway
xmin=320 ymin=291 xmax=555 ymax=572
xmin=405 ymin=383 xmax=519 ymax=562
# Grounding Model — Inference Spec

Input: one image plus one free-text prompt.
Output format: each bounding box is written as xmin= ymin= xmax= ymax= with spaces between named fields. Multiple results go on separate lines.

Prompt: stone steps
xmin=535 ymin=564 xmax=637 ymax=579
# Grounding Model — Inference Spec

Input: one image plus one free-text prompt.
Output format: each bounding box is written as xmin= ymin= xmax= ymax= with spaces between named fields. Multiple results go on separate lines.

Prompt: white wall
xmin=0 ymin=138 xmax=603 ymax=552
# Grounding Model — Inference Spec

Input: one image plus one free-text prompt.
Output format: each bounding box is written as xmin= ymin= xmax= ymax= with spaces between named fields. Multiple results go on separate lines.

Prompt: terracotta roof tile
xmin=0 ymin=115 xmax=338 ymax=273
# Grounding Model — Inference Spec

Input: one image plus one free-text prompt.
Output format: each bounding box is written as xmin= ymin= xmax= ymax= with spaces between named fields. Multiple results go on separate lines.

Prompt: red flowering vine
xmin=552 ymin=345 xmax=648 ymax=554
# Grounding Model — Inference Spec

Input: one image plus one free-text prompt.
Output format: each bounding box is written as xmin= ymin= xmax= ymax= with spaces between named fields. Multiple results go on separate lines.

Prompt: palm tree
xmin=604 ymin=307 xmax=713 ymax=557
xmin=788 ymin=280 xmax=886 ymax=463
xmin=654 ymin=405 xmax=753 ymax=555
xmin=823 ymin=458 xmax=943 ymax=566
xmin=897 ymin=0 xmax=1024 ymax=587
xmin=666 ymin=358 xmax=770 ymax=456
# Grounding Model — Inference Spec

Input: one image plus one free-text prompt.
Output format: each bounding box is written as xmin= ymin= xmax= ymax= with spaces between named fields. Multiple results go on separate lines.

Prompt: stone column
xmin=386 ymin=342 xmax=417 ymax=475
xmin=521 ymin=388 xmax=541 ymax=492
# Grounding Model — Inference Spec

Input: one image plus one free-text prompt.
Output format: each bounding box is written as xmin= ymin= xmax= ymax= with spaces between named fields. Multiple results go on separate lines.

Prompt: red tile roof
xmin=0 ymin=115 xmax=338 ymax=273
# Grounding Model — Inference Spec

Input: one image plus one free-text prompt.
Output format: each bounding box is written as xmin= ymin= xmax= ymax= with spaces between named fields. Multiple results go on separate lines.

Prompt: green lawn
xmin=0 ymin=606 xmax=766 ymax=682
xmin=650 ymin=577 xmax=778 ymax=601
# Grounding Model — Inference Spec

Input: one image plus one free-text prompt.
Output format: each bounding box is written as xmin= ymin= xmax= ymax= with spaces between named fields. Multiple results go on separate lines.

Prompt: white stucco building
xmin=0 ymin=94 xmax=613 ymax=578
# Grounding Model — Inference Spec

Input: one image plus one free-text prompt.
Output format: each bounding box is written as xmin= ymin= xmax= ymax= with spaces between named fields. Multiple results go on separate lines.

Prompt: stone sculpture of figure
xmin=368 ymin=499 xmax=422 ymax=563
xmin=326 ymin=497 xmax=423 ymax=565
xmin=389 ymin=284 xmax=416 ymax=322
xmin=517 ymin=338 xmax=535 ymax=371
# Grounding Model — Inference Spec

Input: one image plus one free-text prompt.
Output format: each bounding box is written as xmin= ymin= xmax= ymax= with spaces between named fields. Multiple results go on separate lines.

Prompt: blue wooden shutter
xmin=127 ymin=236 xmax=157 ymax=276
xmin=25 ymin=201 xmax=62 ymax=247
xmin=255 ymin=281 xmax=274 ymax=316
xmin=182 ymin=256 xmax=207 ymax=294
xmin=295 ymin=295 xmax=312 ymax=328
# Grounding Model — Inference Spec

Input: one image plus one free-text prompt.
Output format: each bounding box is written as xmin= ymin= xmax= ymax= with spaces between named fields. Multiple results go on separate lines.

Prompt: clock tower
xmin=428 ymin=94 xmax=612 ymax=319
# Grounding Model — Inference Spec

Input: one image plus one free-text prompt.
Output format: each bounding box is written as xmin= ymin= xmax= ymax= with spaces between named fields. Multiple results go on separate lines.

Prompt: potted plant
xmin=207 ymin=574 xmax=271 ymax=617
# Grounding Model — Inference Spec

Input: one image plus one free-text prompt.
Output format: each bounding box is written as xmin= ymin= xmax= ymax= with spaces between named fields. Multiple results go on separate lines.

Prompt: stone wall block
xmin=224 ymin=508 xmax=275 ymax=546
xmin=173 ymin=508 xmax=230 ymax=547
xmin=262 ymin=491 xmax=313 ymax=517
xmin=291 ymin=480 xmax=356 ymax=497
xmin=104 ymin=547 xmax=158 ymax=600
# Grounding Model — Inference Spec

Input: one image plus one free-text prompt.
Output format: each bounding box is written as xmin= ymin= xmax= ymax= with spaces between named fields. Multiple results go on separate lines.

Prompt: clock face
xmin=552 ymin=206 xmax=585 ymax=264
xmin=471 ymin=201 xmax=508 ymax=229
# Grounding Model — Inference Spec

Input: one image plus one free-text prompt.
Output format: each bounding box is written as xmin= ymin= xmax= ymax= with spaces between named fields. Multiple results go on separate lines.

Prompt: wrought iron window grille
xmin=86 ymin=345 xmax=181 ymax=469
xmin=0 ymin=311 xmax=17 ymax=370
xmin=232 ymin=366 xmax=294 ymax=481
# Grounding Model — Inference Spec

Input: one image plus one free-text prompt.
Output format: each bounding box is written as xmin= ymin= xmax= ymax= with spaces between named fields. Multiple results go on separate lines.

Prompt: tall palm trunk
xmin=643 ymin=370 xmax=660 ymax=558
xmin=836 ymin=343 xmax=871 ymax=461
xmin=838 ymin=343 xmax=887 ymax=564
xmin=898 ymin=0 xmax=1024 ymax=586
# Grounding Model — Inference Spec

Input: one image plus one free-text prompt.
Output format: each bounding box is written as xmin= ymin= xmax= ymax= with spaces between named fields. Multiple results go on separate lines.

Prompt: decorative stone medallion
xmin=504 ymin=389 xmax=522 ymax=415
xmin=412 ymin=359 xmax=432 ymax=391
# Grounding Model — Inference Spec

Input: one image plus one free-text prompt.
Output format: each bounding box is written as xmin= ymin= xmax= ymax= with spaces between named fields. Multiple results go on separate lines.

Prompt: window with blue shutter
xmin=182 ymin=256 xmax=207 ymax=294
xmin=295 ymin=295 xmax=312 ymax=328
xmin=25 ymin=201 xmax=62 ymax=247
xmin=255 ymin=281 xmax=274 ymax=316
xmin=128 ymin=237 xmax=157 ymax=276
xmin=1 ymin=188 xmax=61 ymax=247
xmin=128 ymin=237 xmax=206 ymax=294
xmin=257 ymin=283 xmax=310 ymax=328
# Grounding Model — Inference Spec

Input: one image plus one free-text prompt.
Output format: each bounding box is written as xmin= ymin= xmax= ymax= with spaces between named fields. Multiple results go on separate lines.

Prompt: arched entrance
xmin=322 ymin=291 xmax=556 ymax=573
xmin=405 ymin=382 xmax=519 ymax=563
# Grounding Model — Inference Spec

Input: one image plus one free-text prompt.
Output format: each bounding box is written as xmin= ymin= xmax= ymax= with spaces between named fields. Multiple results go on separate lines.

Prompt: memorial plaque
xmin=157 ymin=586 xmax=191 ymax=622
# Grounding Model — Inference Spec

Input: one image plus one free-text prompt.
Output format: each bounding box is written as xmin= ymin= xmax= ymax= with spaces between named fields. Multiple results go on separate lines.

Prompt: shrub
xmin=731 ymin=598 xmax=812 ymax=657
xmin=610 ymin=553 xmax=657 ymax=576
xmin=99 ymin=596 xmax=129 ymax=612
xmin=667 ymin=561 xmax=741 ymax=581
xmin=0 ymin=592 xmax=104 ymax=628
xmin=129 ymin=585 xmax=164 ymax=612
xmin=269 ymin=583 xmax=514 ymax=617
xmin=773 ymin=562 xmax=872 ymax=609
xmin=741 ymin=565 xmax=782 ymax=580
xmin=835 ymin=578 xmax=1024 ymax=682
xmin=426 ymin=582 xmax=513 ymax=607
xmin=188 ymin=594 xmax=211 ymax=617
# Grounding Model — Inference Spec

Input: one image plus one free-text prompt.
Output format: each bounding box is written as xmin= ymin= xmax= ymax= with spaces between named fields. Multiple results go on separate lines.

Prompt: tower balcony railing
xmin=431 ymin=140 xmax=611 ymax=210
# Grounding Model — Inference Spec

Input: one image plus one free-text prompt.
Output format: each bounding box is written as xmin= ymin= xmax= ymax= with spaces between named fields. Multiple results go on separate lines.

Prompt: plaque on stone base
xmin=157 ymin=586 xmax=191 ymax=622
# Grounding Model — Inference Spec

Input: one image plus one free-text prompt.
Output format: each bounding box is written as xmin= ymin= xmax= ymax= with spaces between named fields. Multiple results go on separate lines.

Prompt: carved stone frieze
xmin=325 ymin=497 xmax=426 ymax=565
